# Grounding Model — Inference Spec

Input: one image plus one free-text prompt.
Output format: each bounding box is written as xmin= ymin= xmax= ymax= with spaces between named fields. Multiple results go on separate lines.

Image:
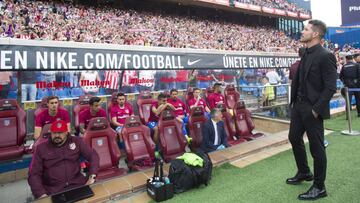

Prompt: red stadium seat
xmin=83 ymin=117 xmax=127 ymax=180
xmin=73 ymin=95 xmax=92 ymax=135
xmin=224 ymin=85 xmax=240 ymax=109
xmin=32 ymin=124 xmax=52 ymax=152
xmin=136 ymin=91 xmax=156 ymax=125
xmin=188 ymin=106 xmax=207 ymax=149
xmin=34 ymin=97 xmax=48 ymax=118
xmin=121 ymin=116 xmax=155 ymax=171
xmin=217 ymin=104 xmax=246 ymax=146
xmin=234 ymin=101 xmax=264 ymax=141
xmin=0 ymin=99 xmax=26 ymax=161
xmin=158 ymin=108 xmax=187 ymax=163
xmin=73 ymin=95 xmax=93 ymax=135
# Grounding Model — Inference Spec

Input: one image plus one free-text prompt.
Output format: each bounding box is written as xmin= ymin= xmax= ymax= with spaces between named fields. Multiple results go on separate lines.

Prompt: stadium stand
xmin=0 ymin=0 xmax=300 ymax=52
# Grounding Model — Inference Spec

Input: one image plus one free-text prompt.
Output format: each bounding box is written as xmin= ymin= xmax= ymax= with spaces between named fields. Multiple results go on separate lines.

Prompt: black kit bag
xmin=168 ymin=150 xmax=213 ymax=193
xmin=191 ymin=149 xmax=213 ymax=186
xmin=168 ymin=159 xmax=197 ymax=193
xmin=146 ymin=158 xmax=174 ymax=202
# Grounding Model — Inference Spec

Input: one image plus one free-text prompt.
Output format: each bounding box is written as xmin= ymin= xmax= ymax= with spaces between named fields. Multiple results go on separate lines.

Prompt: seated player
xmin=34 ymin=96 xmax=70 ymax=140
xmin=148 ymin=93 xmax=174 ymax=143
xmin=207 ymin=82 xmax=227 ymax=110
xmin=79 ymin=96 xmax=107 ymax=135
xmin=110 ymin=92 xmax=134 ymax=149
xmin=28 ymin=120 xmax=99 ymax=199
xmin=167 ymin=89 xmax=191 ymax=142
xmin=188 ymin=87 xmax=211 ymax=117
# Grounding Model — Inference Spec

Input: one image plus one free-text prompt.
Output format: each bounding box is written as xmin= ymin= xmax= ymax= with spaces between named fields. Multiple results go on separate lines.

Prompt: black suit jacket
xmin=291 ymin=43 xmax=337 ymax=119
xmin=201 ymin=119 xmax=229 ymax=153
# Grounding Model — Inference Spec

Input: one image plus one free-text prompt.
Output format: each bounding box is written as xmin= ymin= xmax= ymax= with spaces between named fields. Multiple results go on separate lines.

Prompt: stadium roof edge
xmin=147 ymin=0 xmax=310 ymax=21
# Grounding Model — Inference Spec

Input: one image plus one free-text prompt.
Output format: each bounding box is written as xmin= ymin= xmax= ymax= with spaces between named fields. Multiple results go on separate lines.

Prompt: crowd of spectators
xmin=0 ymin=0 xmax=300 ymax=52
xmin=322 ymin=40 xmax=360 ymax=73
xmin=236 ymin=0 xmax=311 ymax=14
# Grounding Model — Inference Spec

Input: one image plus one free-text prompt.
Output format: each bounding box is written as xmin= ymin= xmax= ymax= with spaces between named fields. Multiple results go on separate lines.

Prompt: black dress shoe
xmin=286 ymin=172 xmax=313 ymax=185
xmin=298 ymin=185 xmax=327 ymax=200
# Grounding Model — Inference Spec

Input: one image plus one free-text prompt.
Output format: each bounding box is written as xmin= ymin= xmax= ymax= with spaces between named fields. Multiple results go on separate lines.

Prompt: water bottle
xmin=164 ymin=177 xmax=170 ymax=184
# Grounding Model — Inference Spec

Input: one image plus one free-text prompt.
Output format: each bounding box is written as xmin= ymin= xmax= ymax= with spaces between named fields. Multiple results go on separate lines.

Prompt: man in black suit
xmin=287 ymin=20 xmax=337 ymax=200
xmin=201 ymin=108 xmax=229 ymax=153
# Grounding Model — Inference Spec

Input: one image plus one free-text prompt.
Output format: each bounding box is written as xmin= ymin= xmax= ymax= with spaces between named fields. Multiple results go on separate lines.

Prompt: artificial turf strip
xmin=152 ymin=114 xmax=360 ymax=203
xmin=325 ymin=111 xmax=360 ymax=132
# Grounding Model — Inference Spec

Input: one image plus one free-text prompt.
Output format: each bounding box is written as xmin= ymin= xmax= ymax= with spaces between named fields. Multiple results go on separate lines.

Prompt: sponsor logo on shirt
xmin=69 ymin=143 xmax=76 ymax=150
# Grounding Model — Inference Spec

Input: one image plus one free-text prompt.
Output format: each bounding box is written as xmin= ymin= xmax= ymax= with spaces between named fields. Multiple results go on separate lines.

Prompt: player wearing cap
xmin=28 ymin=120 xmax=100 ymax=199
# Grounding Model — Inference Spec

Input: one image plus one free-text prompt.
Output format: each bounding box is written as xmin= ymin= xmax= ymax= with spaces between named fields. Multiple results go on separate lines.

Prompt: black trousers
xmin=288 ymin=99 xmax=326 ymax=189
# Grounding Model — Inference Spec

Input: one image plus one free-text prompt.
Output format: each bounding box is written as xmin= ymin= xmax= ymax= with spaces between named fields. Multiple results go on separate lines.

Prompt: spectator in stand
xmin=20 ymin=71 xmax=37 ymax=102
xmin=196 ymin=70 xmax=212 ymax=89
xmin=0 ymin=71 xmax=12 ymax=99
xmin=266 ymin=69 xmax=282 ymax=85
xmin=110 ymin=92 xmax=134 ymax=149
xmin=80 ymin=71 xmax=100 ymax=95
xmin=0 ymin=0 xmax=301 ymax=53
xmin=175 ymin=70 xmax=189 ymax=90
xmin=137 ymin=70 xmax=156 ymax=92
xmin=34 ymin=96 xmax=70 ymax=140
xmin=28 ymin=120 xmax=99 ymax=199
xmin=261 ymin=76 xmax=275 ymax=106
xmin=235 ymin=0 xmax=311 ymax=14
xmin=104 ymin=70 xmax=121 ymax=95
xmin=121 ymin=71 xmax=138 ymax=93
xmin=79 ymin=97 xmax=107 ymax=135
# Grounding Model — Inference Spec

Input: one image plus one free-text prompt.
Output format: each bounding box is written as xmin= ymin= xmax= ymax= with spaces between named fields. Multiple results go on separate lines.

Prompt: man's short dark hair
xmin=345 ymin=55 xmax=354 ymax=60
xmin=308 ymin=20 xmax=327 ymax=39
xmin=158 ymin=93 xmax=167 ymax=100
xmin=47 ymin=96 xmax=59 ymax=103
xmin=116 ymin=92 xmax=125 ymax=98
xmin=214 ymin=82 xmax=222 ymax=87
xmin=353 ymin=53 xmax=360 ymax=58
xmin=170 ymin=89 xmax=178 ymax=94
xmin=89 ymin=97 xmax=101 ymax=106
xmin=262 ymin=76 xmax=269 ymax=82
xmin=193 ymin=88 xmax=200 ymax=92
xmin=210 ymin=108 xmax=221 ymax=118
xmin=298 ymin=47 xmax=306 ymax=57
